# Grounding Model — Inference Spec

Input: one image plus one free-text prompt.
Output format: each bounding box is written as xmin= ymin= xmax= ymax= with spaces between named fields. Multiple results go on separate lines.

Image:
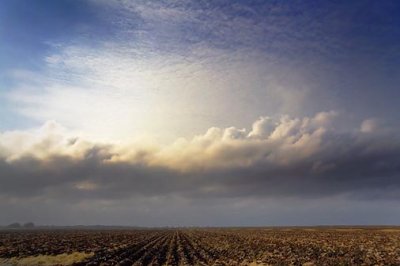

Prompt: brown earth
xmin=0 ymin=227 xmax=399 ymax=265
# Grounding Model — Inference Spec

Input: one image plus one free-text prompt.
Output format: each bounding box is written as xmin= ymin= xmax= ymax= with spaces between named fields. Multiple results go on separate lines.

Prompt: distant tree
xmin=7 ymin=222 xmax=21 ymax=228
xmin=23 ymin=222 xmax=35 ymax=228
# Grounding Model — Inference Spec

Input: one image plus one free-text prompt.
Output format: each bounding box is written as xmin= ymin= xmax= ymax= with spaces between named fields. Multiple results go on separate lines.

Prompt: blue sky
xmin=1 ymin=0 xmax=400 ymax=134
xmin=1 ymin=0 xmax=400 ymax=225
xmin=0 ymin=0 xmax=118 ymax=128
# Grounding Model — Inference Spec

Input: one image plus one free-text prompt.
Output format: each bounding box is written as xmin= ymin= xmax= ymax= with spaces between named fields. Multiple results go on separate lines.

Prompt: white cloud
xmin=1 ymin=111 xmax=400 ymax=226
xmin=8 ymin=39 xmax=315 ymax=143
xmin=0 ymin=111 xmax=385 ymax=172
xmin=360 ymin=118 xmax=379 ymax=133
xmin=248 ymin=116 xmax=275 ymax=138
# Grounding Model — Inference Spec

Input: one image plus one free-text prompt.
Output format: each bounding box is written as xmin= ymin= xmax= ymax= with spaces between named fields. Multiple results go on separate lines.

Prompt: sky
xmin=0 ymin=0 xmax=400 ymax=226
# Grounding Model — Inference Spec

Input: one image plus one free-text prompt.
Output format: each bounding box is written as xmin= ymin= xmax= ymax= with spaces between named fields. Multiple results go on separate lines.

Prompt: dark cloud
xmin=1 ymin=113 xmax=400 ymax=225
xmin=1 ymin=114 xmax=399 ymax=205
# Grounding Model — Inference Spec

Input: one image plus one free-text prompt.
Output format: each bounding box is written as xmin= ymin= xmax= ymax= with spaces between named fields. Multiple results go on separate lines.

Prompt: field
xmin=0 ymin=228 xmax=399 ymax=265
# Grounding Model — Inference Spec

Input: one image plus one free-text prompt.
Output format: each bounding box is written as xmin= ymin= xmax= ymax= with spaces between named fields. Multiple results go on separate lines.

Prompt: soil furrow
xmin=165 ymin=231 xmax=178 ymax=266
xmin=4 ymin=228 xmax=399 ymax=266
xmin=179 ymin=232 xmax=210 ymax=265
xmin=128 ymin=232 xmax=169 ymax=264
xmin=136 ymin=232 xmax=171 ymax=266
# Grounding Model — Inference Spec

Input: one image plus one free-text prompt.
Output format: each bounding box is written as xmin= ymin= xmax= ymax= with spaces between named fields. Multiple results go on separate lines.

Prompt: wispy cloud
xmin=7 ymin=40 xmax=315 ymax=142
xmin=7 ymin=0 xmax=399 ymax=141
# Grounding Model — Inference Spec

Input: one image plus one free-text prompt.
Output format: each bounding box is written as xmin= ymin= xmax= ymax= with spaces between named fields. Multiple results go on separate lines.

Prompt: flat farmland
xmin=0 ymin=228 xmax=399 ymax=265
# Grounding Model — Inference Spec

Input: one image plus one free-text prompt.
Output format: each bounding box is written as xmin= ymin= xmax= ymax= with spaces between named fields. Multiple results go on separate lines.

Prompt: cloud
xmin=2 ymin=0 xmax=400 ymax=225
xmin=360 ymin=118 xmax=379 ymax=133
xmin=9 ymin=0 xmax=355 ymax=143
xmin=7 ymin=39 xmax=316 ymax=143
xmin=1 ymin=112 xmax=399 ymax=205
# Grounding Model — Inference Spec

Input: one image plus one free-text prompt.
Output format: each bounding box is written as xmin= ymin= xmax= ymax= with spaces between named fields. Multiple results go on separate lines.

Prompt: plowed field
xmin=1 ymin=228 xmax=399 ymax=265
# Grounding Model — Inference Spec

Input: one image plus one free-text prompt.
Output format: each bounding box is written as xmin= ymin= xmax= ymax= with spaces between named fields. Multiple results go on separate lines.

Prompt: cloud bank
xmin=1 ymin=111 xmax=400 ymax=225
xmin=1 ymin=112 xmax=399 ymax=202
